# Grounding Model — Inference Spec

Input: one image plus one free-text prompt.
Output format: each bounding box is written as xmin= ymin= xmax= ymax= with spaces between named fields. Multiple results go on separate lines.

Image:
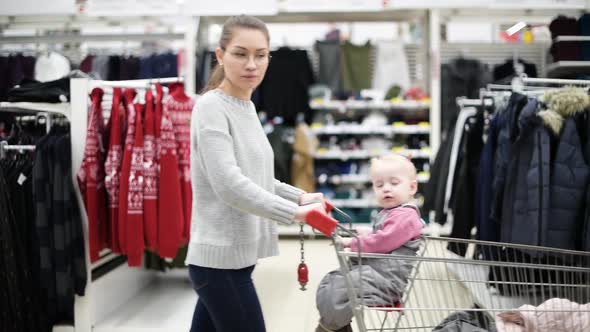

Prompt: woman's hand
xmin=299 ymin=192 xmax=325 ymax=209
xmin=294 ymin=202 xmax=325 ymax=224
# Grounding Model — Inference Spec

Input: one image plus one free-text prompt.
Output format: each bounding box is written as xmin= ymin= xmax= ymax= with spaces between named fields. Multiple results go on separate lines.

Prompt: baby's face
xmin=370 ymin=161 xmax=417 ymax=209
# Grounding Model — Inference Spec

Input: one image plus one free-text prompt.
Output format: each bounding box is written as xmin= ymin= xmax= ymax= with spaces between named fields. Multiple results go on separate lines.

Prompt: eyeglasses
xmin=227 ymin=51 xmax=271 ymax=65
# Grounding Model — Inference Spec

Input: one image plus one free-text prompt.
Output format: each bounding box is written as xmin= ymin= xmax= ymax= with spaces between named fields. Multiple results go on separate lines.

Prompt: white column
xmin=185 ymin=16 xmax=199 ymax=95
xmin=70 ymin=78 xmax=93 ymax=332
xmin=428 ymin=9 xmax=441 ymax=158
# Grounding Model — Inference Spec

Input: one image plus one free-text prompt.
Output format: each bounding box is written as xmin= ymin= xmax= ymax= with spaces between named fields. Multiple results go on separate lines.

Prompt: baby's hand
xmin=335 ymin=236 xmax=353 ymax=247
xmin=355 ymin=226 xmax=373 ymax=236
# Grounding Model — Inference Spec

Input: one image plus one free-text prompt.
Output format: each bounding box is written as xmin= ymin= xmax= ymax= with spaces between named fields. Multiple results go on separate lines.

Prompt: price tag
xmin=18 ymin=173 xmax=27 ymax=186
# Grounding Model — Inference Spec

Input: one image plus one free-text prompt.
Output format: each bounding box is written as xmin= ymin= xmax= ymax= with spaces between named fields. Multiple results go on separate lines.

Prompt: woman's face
xmin=216 ymin=28 xmax=270 ymax=93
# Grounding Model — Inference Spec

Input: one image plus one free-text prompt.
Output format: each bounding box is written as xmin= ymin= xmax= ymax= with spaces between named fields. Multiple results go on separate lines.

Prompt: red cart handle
xmin=305 ymin=210 xmax=338 ymax=237
xmin=325 ymin=201 xmax=334 ymax=213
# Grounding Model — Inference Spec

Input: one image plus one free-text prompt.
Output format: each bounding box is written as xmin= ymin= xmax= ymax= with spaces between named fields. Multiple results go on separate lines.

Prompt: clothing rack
xmin=88 ymin=77 xmax=184 ymax=90
xmin=68 ymin=77 xmax=187 ymax=332
xmin=456 ymin=97 xmax=494 ymax=108
xmin=0 ymin=141 xmax=35 ymax=159
xmin=522 ymin=77 xmax=590 ymax=86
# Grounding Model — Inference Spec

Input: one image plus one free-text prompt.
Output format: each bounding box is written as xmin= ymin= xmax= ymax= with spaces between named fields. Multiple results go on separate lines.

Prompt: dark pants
xmin=189 ymin=264 xmax=266 ymax=332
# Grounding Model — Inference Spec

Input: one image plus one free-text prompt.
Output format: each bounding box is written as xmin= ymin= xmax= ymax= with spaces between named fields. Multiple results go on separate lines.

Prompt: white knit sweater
xmin=186 ymin=89 xmax=304 ymax=269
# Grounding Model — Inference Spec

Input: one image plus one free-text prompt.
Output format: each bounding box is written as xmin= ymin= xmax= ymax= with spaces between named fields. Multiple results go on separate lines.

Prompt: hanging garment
xmin=490 ymin=93 xmax=528 ymax=223
xmin=107 ymin=55 xmax=121 ymax=81
xmin=581 ymin=106 xmax=590 ymax=252
xmin=78 ymin=87 xmax=109 ymax=262
xmin=104 ymin=88 xmax=126 ymax=253
xmin=291 ymin=123 xmax=318 ymax=193
xmin=422 ymin=129 xmax=454 ymax=224
xmin=79 ymin=55 xmax=94 ymax=74
xmin=443 ymin=107 xmax=477 ymax=216
xmin=33 ymin=131 xmax=86 ymax=327
xmin=441 ymin=57 xmax=492 ymax=136
xmin=126 ymin=103 xmax=145 ymax=266
xmin=341 ymin=41 xmax=373 ymax=92
xmin=371 ymin=41 xmax=411 ymax=92
xmin=315 ymin=41 xmax=342 ymax=93
xmin=91 ymin=55 xmax=110 ymax=80
xmin=258 ymin=47 xmax=315 ymax=125
xmin=117 ymin=89 xmax=137 ymax=255
xmin=448 ymin=111 xmax=485 ymax=257
xmin=155 ymin=83 xmax=164 ymax=142
xmin=267 ymin=124 xmax=294 ymax=184
xmin=120 ymin=55 xmax=140 ymax=80
xmin=158 ymin=96 xmax=185 ymax=258
xmin=0 ymin=164 xmax=44 ymax=332
xmin=143 ymin=89 xmax=158 ymax=249
xmin=162 ymin=85 xmax=194 ymax=241
xmin=51 ymin=134 xmax=87 ymax=322
xmin=544 ymin=102 xmax=589 ymax=250
xmin=476 ymin=115 xmax=501 ymax=243
xmin=153 ymin=52 xmax=178 ymax=78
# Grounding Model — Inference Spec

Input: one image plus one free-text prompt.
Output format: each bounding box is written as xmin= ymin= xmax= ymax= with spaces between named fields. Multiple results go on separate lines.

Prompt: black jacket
xmin=499 ymin=98 xmax=550 ymax=250
xmin=257 ymin=47 xmax=315 ymax=126
xmin=441 ymin=57 xmax=492 ymax=136
xmin=501 ymin=90 xmax=590 ymax=251
xmin=490 ymin=93 xmax=528 ymax=223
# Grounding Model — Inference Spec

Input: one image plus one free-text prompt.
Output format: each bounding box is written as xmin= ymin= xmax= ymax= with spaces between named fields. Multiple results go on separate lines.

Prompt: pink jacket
xmin=349 ymin=206 xmax=423 ymax=253
xmin=496 ymin=298 xmax=590 ymax=332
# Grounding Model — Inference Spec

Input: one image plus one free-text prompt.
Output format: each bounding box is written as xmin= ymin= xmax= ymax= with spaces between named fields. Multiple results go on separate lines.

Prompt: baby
xmin=315 ymin=154 xmax=424 ymax=332
xmin=339 ymin=153 xmax=424 ymax=253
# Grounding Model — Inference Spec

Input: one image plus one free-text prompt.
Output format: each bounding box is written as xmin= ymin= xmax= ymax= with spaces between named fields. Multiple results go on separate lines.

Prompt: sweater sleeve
xmin=350 ymin=207 xmax=423 ymax=253
xmin=273 ymin=179 xmax=305 ymax=203
xmin=193 ymin=99 xmax=299 ymax=224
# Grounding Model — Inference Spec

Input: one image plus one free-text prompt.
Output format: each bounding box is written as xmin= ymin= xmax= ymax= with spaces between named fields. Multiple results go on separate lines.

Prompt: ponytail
xmin=203 ymin=64 xmax=225 ymax=93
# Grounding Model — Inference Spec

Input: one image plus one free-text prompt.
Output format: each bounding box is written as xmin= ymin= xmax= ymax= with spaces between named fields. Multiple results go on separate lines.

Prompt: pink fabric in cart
xmin=495 ymin=298 xmax=590 ymax=332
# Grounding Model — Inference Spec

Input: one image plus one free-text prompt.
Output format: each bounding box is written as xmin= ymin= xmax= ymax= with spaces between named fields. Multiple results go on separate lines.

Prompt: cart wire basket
xmin=331 ymin=232 xmax=590 ymax=332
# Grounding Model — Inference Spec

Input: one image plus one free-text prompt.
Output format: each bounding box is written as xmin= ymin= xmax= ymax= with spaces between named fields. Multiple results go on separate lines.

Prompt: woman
xmin=187 ymin=15 xmax=326 ymax=332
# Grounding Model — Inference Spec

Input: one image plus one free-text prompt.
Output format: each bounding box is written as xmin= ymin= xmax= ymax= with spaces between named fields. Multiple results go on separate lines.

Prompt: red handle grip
xmin=325 ymin=201 xmax=334 ymax=213
xmin=306 ymin=210 xmax=338 ymax=237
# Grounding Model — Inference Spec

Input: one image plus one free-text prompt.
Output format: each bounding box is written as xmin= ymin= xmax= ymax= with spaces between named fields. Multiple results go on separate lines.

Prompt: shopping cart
xmin=306 ymin=210 xmax=590 ymax=332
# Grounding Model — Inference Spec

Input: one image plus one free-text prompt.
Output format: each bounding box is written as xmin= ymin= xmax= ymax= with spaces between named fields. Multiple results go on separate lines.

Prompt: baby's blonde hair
xmin=370 ymin=153 xmax=417 ymax=180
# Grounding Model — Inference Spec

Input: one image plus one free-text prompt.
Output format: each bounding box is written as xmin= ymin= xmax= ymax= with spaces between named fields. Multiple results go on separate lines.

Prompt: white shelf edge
xmin=314 ymin=149 xmax=431 ymax=160
xmin=554 ymin=36 xmax=590 ymax=42
xmin=546 ymin=61 xmax=590 ymax=71
xmin=311 ymin=125 xmax=430 ymax=135
xmin=323 ymin=174 xmax=430 ymax=184
xmin=310 ymin=100 xmax=430 ymax=111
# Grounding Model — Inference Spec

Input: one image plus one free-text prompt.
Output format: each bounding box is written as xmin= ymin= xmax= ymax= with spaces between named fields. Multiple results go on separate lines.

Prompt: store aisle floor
xmin=95 ymin=238 xmax=337 ymax=332
xmin=96 ymin=238 xmax=473 ymax=332
xmin=254 ymin=238 xmax=339 ymax=332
